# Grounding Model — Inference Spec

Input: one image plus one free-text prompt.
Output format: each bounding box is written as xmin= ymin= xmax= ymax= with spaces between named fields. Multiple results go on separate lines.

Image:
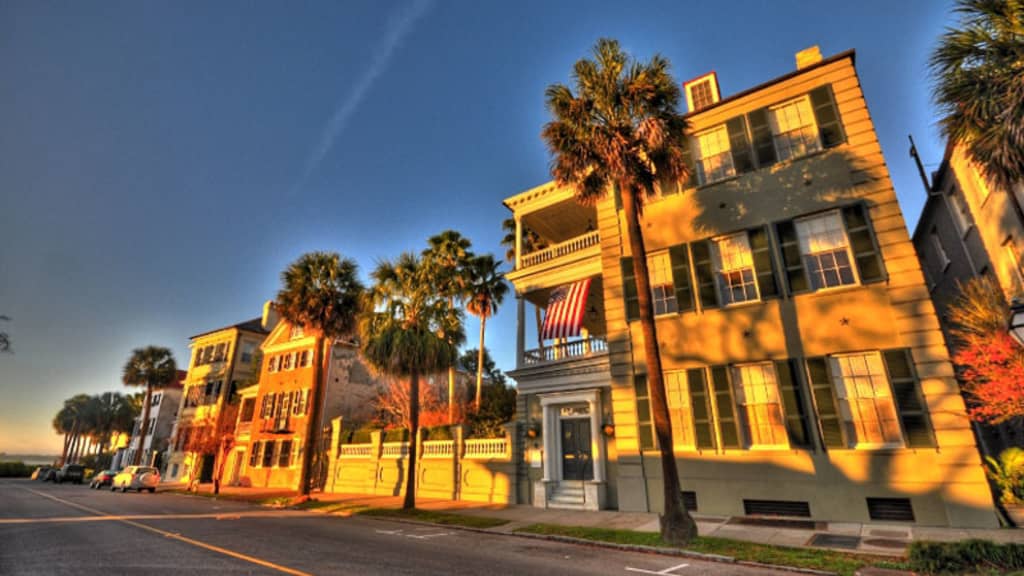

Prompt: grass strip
xmin=515 ymin=523 xmax=910 ymax=576
xmin=356 ymin=507 xmax=510 ymax=529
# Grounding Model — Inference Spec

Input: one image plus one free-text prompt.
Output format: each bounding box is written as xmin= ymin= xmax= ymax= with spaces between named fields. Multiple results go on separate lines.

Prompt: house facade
xmin=242 ymin=316 xmax=382 ymax=490
xmin=165 ymin=315 xmax=269 ymax=484
xmin=114 ymin=370 xmax=185 ymax=470
xmin=504 ymin=47 xmax=997 ymax=528
xmin=912 ymin=141 xmax=1024 ymax=452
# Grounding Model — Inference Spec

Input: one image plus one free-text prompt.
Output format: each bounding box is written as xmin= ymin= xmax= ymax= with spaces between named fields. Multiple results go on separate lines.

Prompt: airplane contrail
xmin=288 ymin=0 xmax=433 ymax=197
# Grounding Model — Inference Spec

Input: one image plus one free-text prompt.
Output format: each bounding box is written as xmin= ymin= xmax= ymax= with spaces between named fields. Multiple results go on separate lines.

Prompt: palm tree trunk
xmin=475 ymin=316 xmax=486 ymax=408
xmin=69 ymin=422 xmax=80 ymax=464
xmin=448 ymin=296 xmax=457 ymax=424
xmin=61 ymin=433 xmax=71 ymax=466
xmin=134 ymin=383 xmax=154 ymax=466
xmin=299 ymin=335 xmax=326 ymax=496
xmin=621 ymin=184 xmax=697 ymax=545
xmin=404 ymin=368 xmax=420 ymax=510
xmin=535 ymin=306 xmax=544 ymax=352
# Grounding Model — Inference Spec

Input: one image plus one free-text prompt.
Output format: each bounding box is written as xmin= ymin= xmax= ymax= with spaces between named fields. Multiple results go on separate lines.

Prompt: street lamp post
xmin=1009 ymin=299 xmax=1024 ymax=348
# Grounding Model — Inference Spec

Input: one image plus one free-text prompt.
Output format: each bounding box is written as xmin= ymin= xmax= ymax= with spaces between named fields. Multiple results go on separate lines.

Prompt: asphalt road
xmin=0 ymin=479 xmax=798 ymax=575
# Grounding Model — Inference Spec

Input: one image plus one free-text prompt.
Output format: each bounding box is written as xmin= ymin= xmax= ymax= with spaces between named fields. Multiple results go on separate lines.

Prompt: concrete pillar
xmin=453 ymin=424 xmax=464 ymax=501
xmin=515 ymin=215 xmax=523 ymax=269
xmin=516 ymin=296 xmax=525 ymax=369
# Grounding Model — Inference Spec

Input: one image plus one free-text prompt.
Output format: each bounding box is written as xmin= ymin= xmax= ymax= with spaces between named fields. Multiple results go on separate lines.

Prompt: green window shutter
xmin=775 ymin=220 xmax=809 ymax=294
xmin=775 ymin=359 xmax=813 ymax=449
xmin=691 ymin=240 xmax=719 ymax=310
xmin=805 ymin=357 xmax=847 ymax=449
xmin=809 ymin=84 xmax=845 ymax=148
xmin=710 ymin=365 xmax=742 ymax=449
xmin=748 ymin=226 xmax=780 ymax=299
xmin=746 ymin=107 xmax=777 ymax=167
xmin=686 ymin=368 xmax=716 ymax=450
xmin=634 ymin=374 xmax=655 ymax=450
xmin=621 ymin=257 xmax=640 ymax=321
xmin=669 ymin=243 xmax=695 ymax=312
xmin=726 ymin=116 xmax=755 ymax=174
xmin=680 ymin=136 xmax=698 ymax=189
xmin=841 ymin=203 xmax=887 ymax=284
xmin=882 ymin=349 xmax=936 ymax=448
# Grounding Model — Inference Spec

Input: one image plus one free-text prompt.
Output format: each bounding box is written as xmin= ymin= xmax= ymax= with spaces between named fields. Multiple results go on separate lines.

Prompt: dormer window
xmin=290 ymin=325 xmax=305 ymax=340
xmin=684 ymin=72 xmax=720 ymax=113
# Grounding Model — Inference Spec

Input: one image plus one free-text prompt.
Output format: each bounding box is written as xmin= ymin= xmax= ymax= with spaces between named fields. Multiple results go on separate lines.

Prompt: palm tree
xmin=465 ymin=254 xmax=509 ymax=408
xmin=360 ymin=252 xmax=464 ymax=509
xmin=930 ymin=0 xmax=1024 ymax=192
xmin=52 ymin=394 xmax=89 ymax=465
xmin=275 ymin=251 xmax=364 ymax=497
xmin=122 ymin=346 xmax=178 ymax=466
xmin=541 ymin=38 xmax=696 ymax=544
xmin=500 ymin=218 xmax=547 ymax=351
xmin=422 ymin=230 xmax=474 ymax=423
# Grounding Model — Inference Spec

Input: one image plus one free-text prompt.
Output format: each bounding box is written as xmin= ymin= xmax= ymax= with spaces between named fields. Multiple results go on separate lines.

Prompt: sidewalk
xmin=171 ymin=484 xmax=1024 ymax=558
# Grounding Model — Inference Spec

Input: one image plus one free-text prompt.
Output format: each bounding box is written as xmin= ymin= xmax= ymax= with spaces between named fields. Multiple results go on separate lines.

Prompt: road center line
xmin=8 ymin=485 xmax=313 ymax=576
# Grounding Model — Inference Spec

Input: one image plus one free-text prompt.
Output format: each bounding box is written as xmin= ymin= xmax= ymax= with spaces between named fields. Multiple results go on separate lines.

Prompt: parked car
xmin=30 ymin=466 xmax=54 ymax=481
xmin=55 ymin=464 xmax=85 ymax=484
xmin=111 ymin=466 xmax=160 ymax=493
xmin=89 ymin=469 xmax=117 ymax=489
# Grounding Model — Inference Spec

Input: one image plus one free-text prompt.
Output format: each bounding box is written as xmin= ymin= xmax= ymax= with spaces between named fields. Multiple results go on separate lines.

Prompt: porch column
xmin=541 ymin=404 xmax=556 ymax=482
xmin=516 ymin=295 xmax=525 ymax=369
xmin=514 ymin=215 xmax=523 ymax=270
xmin=588 ymin=397 xmax=606 ymax=483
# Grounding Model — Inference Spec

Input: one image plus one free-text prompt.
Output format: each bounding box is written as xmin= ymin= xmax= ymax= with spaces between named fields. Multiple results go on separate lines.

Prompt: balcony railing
xmin=520 ymin=230 xmax=599 ymax=269
xmin=522 ymin=335 xmax=608 ymax=366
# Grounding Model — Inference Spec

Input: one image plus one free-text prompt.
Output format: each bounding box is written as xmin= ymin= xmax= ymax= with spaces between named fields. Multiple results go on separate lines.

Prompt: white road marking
xmin=625 ymin=562 xmax=689 ymax=575
xmin=406 ymin=532 xmax=453 ymax=539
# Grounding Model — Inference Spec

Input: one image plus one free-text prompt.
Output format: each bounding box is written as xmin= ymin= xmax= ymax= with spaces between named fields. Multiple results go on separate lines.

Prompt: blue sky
xmin=0 ymin=0 xmax=956 ymax=454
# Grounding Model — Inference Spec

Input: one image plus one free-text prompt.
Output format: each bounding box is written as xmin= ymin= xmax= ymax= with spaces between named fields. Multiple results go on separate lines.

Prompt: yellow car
xmin=111 ymin=466 xmax=160 ymax=493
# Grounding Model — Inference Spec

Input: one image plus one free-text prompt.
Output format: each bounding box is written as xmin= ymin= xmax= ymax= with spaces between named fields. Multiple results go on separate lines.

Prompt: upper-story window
xmin=830 ymin=352 xmax=903 ymax=448
xmin=646 ymin=252 xmax=678 ymax=316
xmin=769 ymin=97 xmax=822 ymax=162
xmin=290 ymin=325 xmax=305 ymax=340
xmin=732 ymin=363 xmax=788 ymax=449
xmin=282 ymin=353 xmax=294 ymax=371
xmin=240 ymin=397 xmax=255 ymax=422
xmin=795 ymin=211 xmax=857 ymax=290
xmin=947 ymin=185 xmax=973 ymax=237
xmin=214 ymin=343 xmax=227 ymax=362
xmin=268 ymin=356 xmax=279 ymax=373
xmin=298 ymin=350 xmax=310 ymax=368
xmin=151 ymin=393 xmax=161 ymax=407
xmin=202 ymin=346 xmax=214 ymax=364
xmin=712 ymin=233 xmax=759 ymax=305
xmin=930 ymin=227 xmax=951 ymax=273
xmin=241 ymin=342 xmax=256 ymax=365
xmin=693 ymin=126 xmax=735 ymax=185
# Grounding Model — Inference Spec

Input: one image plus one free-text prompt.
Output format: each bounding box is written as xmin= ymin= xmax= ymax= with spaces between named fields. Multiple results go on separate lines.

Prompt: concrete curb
xmin=345 ymin=513 xmax=838 ymax=576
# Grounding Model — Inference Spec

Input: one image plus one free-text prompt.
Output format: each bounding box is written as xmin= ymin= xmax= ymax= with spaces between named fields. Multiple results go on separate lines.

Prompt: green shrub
xmin=909 ymin=539 xmax=1024 ymax=573
xmin=340 ymin=427 xmax=376 ymax=445
xmin=0 ymin=461 xmax=34 ymax=477
xmin=421 ymin=425 xmax=452 ymax=440
xmin=985 ymin=448 xmax=1024 ymax=505
xmin=383 ymin=428 xmax=409 ymax=443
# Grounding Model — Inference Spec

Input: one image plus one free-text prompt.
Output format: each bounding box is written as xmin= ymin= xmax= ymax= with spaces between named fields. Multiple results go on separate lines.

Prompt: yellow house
xmin=166 ymin=315 xmax=270 ymax=484
xmin=504 ymin=47 xmax=997 ymax=528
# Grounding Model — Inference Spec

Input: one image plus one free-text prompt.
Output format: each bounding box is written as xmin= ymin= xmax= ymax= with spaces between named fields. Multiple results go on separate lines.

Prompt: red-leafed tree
xmin=949 ymin=276 xmax=1024 ymax=424
xmin=177 ymin=403 xmax=239 ymax=494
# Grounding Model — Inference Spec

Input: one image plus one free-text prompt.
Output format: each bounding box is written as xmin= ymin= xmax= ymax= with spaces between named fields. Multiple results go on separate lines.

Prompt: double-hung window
xmin=261 ymin=441 xmax=275 ymax=467
xmin=830 ymin=352 xmax=903 ymax=448
xmin=664 ymin=372 xmax=695 ymax=450
xmin=712 ymin=233 xmax=758 ymax=305
xmin=268 ymin=356 xmax=279 ymax=373
xmin=948 ymin=186 xmax=973 ymax=237
xmin=795 ymin=211 xmax=857 ymax=290
xmin=769 ymin=97 xmax=821 ymax=162
xmin=693 ymin=126 xmax=735 ymax=185
xmin=732 ymin=363 xmax=788 ymax=449
xmin=282 ymin=353 xmax=294 ymax=371
xmin=647 ymin=252 xmax=678 ymax=316
xmin=249 ymin=442 xmax=262 ymax=467
xmin=299 ymin=350 xmax=310 ymax=368
xmin=278 ymin=440 xmax=292 ymax=468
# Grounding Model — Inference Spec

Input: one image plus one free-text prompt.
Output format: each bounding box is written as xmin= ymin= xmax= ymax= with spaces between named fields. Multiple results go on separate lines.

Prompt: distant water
xmin=1 ymin=455 xmax=59 ymax=466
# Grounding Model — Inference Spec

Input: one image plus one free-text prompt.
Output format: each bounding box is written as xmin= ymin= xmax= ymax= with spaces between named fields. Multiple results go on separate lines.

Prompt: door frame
xmin=538 ymin=388 xmax=606 ymax=484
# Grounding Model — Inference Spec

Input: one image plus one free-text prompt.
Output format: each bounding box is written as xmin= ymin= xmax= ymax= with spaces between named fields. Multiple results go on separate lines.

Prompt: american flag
xmin=540 ymin=279 xmax=592 ymax=340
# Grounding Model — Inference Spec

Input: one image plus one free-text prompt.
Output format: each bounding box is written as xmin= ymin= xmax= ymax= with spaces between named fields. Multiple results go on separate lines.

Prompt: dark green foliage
xmin=909 ymin=539 xmax=1024 ymax=574
xmin=276 ymin=251 xmax=364 ymax=340
xmin=0 ymin=462 xmax=33 ymax=477
xmin=339 ymin=426 xmax=376 ymax=445
xmin=930 ymin=0 xmax=1024 ymax=191
xmin=466 ymin=382 xmax=517 ymax=438
xmin=420 ymin=425 xmax=453 ymax=440
xmin=382 ymin=428 xmax=409 ymax=443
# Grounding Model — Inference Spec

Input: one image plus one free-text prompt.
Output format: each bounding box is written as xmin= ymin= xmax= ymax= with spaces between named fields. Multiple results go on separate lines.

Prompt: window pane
xmin=713 ymin=233 xmax=759 ymax=305
xmin=733 ymin=363 xmax=788 ymax=448
xmin=796 ymin=212 xmax=857 ymax=290
xmin=769 ymin=97 xmax=822 ymax=162
xmin=694 ymin=126 xmax=736 ymax=184
xmin=665 ymin=372 xmax=695 ymax=450
xmin=830 ymin=353 xmax=904 ymax=447
xmin=646 ymin=252 xmax=678 ymax=315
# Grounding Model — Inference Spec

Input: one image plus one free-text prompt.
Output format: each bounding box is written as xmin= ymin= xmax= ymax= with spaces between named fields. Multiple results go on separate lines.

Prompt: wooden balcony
xmin=520 ymin=230 xmax=600 ymax=269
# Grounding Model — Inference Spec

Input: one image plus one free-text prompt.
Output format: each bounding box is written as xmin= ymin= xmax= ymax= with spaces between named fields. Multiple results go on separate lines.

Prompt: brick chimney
xmin=796 ymin=45 xmax=823 ymax=70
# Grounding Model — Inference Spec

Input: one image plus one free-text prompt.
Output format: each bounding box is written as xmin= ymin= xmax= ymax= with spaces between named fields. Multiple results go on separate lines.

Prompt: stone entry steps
xmin=547 ymin=482 xmax=586 ymax=510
